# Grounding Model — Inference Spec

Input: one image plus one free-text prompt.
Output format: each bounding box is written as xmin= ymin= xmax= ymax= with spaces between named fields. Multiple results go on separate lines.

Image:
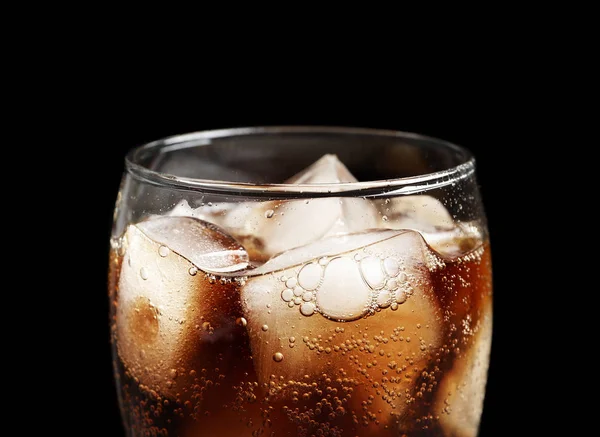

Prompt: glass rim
xmin=125 ymin=126 xmax=475 ymax=198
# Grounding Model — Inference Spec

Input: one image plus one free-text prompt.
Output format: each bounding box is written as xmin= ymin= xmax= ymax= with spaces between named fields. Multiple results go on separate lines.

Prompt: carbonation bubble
xmin=188 ymin=266 xmax=198 ymax=276
xmin=383 ymin=258 xmax=400 ymax=277
xmin=262 ymin=325 xmax=269 ymax=332
xmin=298 ymin=263 xmax=321 ymax=290
xmin=265 ymin=210 xmax=275 ymax=218
xmin=158 ymin=245 xmax=170 ymax=257
xmin=285 ymin=277 xmax=297 ymax=288
xmin=273 ymin=352 xmax=284 ymax=362
xmin=360 ymin=256 xmax=385 ymax=289
xmin=140 ymin=267 xmax=149 ymax=280
xmin=236 ymin=317 xmax=247 ymax=327
xmin=316 ymin=257 xmax=371 ymax=321
xmin=377 ymin=291 xmax=392 ymax=308
xmin=281 ymin=289 xmax=294 ymax=302
xmin=302 ymin=292 xmax=313 ymax=302
xmin=396 ymin=290 xmax=408 ymax=304
xmin=386 ymin=279 xmax=399 ymax=291
xmin=300 ymin=302 xmax=316 ymax=316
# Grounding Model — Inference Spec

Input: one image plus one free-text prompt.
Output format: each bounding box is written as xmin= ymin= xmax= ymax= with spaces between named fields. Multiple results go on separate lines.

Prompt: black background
xmin=78 ymin=90 xmax=534 ymax=437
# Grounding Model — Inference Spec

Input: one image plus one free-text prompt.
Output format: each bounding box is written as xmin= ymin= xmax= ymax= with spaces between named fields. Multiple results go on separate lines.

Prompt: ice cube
xmin=434 ymin=305 xmax=492 ymax=437
xmin=240 ymin=229 xmax=443 ymax=428
xmin=378 ymin=194 xmax=455 ymax=232
xmin=221 ymin=154 xmax=381 ymax=260
xmin=115 ymin=216 xmax=252 ymax=400
xmin=168 ymin=199 xmax=233 ymax=222
xmin=137 ymin=215 xmax=248 ymax=273
xmin=285 ymin=153 xmax=359 ymax=184
xmin=166 ymin=199 xmax=270 ymax=263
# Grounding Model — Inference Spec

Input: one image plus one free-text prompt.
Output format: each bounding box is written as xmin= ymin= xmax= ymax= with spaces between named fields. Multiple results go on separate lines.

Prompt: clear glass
xmin=109 ymin=126 xmax=493 ymax=437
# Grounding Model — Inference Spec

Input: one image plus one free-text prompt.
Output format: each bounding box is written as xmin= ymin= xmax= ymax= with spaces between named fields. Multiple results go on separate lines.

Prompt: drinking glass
xmin=109 ymin=126 xmax=493 ymax=437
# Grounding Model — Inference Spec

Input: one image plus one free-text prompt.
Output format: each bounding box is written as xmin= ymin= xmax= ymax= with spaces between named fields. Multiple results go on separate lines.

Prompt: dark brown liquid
xmin=109 ymin=231 xmax=492 ymax=437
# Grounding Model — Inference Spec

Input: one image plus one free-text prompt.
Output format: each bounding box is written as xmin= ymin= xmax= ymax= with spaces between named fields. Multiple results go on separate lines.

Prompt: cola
xmin=109 ymin=156 xmax=492 ymax=437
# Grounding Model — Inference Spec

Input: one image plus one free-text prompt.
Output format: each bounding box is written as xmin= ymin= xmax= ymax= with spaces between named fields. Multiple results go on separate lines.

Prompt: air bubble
xmin=236 ymin=317 xmax=247 ymax=327
xmin=273 ymin=352 xmax=284 ymax=362
xmin=383 ymin=258 xmax=400 ymax=277
xmin=302 ymin=292 xmax=313 ymax=302
xmin=300 ymin=302 xmax=316 ymax=316
xmin=140 ymin=267 xmax=148 ymax=280
xmin=377 ymin=291 xmax=392 ymax=308
xmin=158 ymin=245 xmax=170 ymax=257
xmin=265 ymin=210 xmax=275 ymax=218
xmin=386 ymin=279 xmax=399 ymax=291
xmin=262 ymin=325 xmax=269 ymax=332
xmin=281 ymin=289 xmax=294 ymax=302
xmin=360 ymin=256 xmax=386 ymax=289
xmin=298 ymin=263 xmax=321 ymax=290
xmin=188 ymin=266 xmax=198 ymax=276
xmin=396 ymin=291 xmax=408 ymax=304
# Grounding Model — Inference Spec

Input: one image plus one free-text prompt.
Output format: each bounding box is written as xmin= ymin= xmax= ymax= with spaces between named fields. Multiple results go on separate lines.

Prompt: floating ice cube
xmin=376 ymin=194 xmax=480 ymax=259
xmin=166 ymin=199 xmax=270 ymax=262
xmin=240 ymin=229 xmax=443 ymax=426
xmin=137 ymin=215 xmax=248 ymax=273
xmin=218 ymin=154 xmax=381 ymax=260
xmin=378 ymin=194 xmax=455 ymax=232
xmin=285 ymin=153 xmax=359 ymax=184
xmin=168 ymin=199 xmax=234 ymax=222
xmin=115 ymin=216 xmax=251 ymax=400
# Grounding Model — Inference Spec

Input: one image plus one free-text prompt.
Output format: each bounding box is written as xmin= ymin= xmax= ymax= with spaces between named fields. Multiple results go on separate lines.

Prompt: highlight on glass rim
xmin=109 ymin=126 xmax=493 ymax=437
